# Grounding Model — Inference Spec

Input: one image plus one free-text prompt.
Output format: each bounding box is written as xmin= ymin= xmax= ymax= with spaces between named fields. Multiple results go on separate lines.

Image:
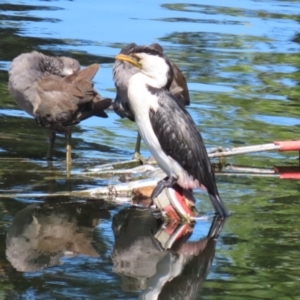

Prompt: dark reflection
xmin=0 ymin=114 xmax=125 ymax=161
xmin=0 ymin=3 xmax=63 ymax=12
xmin=112 ymin=207 xmax=225 ymax=299
xmin=6 ymin=201 xmax=111 ymax=272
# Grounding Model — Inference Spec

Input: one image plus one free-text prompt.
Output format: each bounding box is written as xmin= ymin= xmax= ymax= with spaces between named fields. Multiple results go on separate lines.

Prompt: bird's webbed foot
xmin=150 ymin=176 xmax=178 ymax=207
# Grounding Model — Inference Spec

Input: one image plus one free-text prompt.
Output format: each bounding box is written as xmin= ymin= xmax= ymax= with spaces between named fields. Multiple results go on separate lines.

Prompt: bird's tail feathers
xmin=75 ymin=64 xmax=100 ymax=81
xmin=207 ymin=215 xmax=227 ymax=239
xmin=78 ymin=98 xmax=111 ymax=120
xmin=208 ymin=193 xmax=229 ymax=218
xmin=92 ymin=98 xmax=112 ymax=118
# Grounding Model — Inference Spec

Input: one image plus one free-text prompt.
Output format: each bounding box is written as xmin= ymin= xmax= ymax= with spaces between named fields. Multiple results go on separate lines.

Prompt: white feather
xmin=137 ymin=53 xmax=170 ymax=87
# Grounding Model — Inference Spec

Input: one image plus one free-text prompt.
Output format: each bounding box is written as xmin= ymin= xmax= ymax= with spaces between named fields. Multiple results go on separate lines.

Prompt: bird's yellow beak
xmin=115 ymin=54 xmax=142 ymax=69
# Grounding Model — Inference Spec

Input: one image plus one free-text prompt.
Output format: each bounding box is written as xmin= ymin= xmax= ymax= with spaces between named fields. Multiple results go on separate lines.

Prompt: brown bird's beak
xmin=115 ymin=54 xmax=142 ymax=69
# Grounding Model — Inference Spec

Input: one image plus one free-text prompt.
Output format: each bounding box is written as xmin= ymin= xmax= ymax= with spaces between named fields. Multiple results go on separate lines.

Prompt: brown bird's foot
xmin=46 ymin=144 xmax=53 ymax=160
xmin=150 ymin=176 xmax=178 ymax=207
xmin=66 ymin=149 xmax=72 ymax=177
xmin=66 ymin=144 xmax=72 ymax=165
xmin=65 ymin=131 xmax=72 ymax=176
xmin=66 ymin=161 xmax=71 ymax=177
xmin=46 ymin=131 xmax=56 ymax=161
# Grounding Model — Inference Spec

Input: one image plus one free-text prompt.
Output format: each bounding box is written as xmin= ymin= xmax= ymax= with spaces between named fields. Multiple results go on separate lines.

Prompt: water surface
xmin=1 ymin=0 xmax=300 ymax=299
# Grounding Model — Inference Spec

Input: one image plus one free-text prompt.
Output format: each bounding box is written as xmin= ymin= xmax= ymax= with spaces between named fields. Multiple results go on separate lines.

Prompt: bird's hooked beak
xmin=115 ymin=54 xmax=142 ymax=69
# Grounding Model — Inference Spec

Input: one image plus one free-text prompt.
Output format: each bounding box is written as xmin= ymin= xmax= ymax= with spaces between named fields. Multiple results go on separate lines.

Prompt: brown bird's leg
xmin=47 ymin=130 xmax=56 ymax=160
xmin=65 ymin=130 xmax=72 ymax=172
xmin=133 ymin=132 xmax=147 ymax=164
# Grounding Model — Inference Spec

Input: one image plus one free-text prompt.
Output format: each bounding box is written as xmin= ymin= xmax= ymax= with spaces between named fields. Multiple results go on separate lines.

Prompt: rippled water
xmin=1 ymin=0 xmax=300 ymax=299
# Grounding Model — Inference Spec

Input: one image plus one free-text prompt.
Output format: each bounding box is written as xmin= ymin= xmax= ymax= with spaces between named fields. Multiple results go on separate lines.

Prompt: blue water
xmin=1 ymin=0 xmax=300 ymax=299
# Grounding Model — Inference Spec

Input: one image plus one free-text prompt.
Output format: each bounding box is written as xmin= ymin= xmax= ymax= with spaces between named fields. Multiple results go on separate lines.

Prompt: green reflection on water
xmin=0 ymin=0 xmax=300 ymax=299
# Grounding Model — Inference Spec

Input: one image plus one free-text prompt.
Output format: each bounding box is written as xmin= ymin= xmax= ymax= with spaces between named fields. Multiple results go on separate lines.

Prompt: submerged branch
xmin=0 ymin=141 xmax=296 ymax=200
xmin=0 ymin=164 xmax=282 ymax=200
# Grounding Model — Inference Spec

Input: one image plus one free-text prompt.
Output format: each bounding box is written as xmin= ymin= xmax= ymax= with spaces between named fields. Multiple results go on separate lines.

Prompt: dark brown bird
xmin=113 ymin=43 xmax=190 ymax=162
xmin=8 ymin=51 xmax=112 ymax=164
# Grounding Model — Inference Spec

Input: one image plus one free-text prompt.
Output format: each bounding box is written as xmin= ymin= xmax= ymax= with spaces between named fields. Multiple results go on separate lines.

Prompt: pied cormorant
xmin=115 ymin=46 xmax=228 ymax=217
xmin=113 ymin=43 xmax=190 ymax=161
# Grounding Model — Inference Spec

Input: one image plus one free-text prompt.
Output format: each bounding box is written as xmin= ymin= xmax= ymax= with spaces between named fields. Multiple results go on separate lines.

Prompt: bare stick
xmin=208 ymin=143 xmax=278 ymax=158
xmin=0 ymin=166 xmax=282 ymax=200
xmin=0 ymin=177 xmax=162 ymax=199
xmin=82 ymin=177 xmax=162 ymax=198
xmin=216 ymin=172 xmax=278 ymax=178
xmin=223 ymin=165 xmax=275 ymax=174
xmin=85 ymin=164 xmax=156 ymax=174
xmin=87 ymin=159 xmax=140 ymax=172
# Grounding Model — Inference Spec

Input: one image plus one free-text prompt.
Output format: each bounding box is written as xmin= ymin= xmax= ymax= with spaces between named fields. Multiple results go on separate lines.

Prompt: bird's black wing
xmin=113 ymin=93 xmax=135 ymax=121
xmin=148 ymin=89 xmax=218 ymax=196
xmin=170 ymin=61 xmax=190 ymax=106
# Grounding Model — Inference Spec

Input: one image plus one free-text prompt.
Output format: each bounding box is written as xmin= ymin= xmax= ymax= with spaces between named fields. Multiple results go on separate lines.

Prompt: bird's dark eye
xmin=132 ymin=54 xmax=140 ymax=62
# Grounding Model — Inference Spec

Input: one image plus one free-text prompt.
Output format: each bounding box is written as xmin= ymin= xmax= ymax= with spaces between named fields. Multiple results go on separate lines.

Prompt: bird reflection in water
xmin=6 ymin=201 xmax=111 ymax=272
xmin=111 ymin=207 xmax=226 ymax=299
xmin=6 ymin=197 xmax=225 ymax=299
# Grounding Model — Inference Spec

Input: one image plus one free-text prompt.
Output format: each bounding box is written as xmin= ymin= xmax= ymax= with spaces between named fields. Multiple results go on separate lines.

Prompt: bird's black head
xmin=120 ymin=43 xmax=164 ymax=55
xmin=123 ymin=45 xmax=174 ymax=90
xmin=149 ymin=43 xmax=164 ymax=54
xmin=120 ymin=43 xmax=138 ymax=54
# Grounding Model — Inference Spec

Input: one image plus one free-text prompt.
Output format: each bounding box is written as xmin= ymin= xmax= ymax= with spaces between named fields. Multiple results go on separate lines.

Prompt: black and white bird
xmin=115 ymin=46 xmax=229 ymax=217
xmin=113 ymin=43 xmax=190 ymax=161
xmin=8 ymin=51 xmax=111 ymax=164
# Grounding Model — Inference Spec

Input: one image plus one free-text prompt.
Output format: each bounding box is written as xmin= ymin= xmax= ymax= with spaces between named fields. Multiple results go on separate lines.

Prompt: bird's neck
xmin=127 ymin=73 xmax=161 ymax=115
xmin=133 ymin=71 xmax=167 ymax=90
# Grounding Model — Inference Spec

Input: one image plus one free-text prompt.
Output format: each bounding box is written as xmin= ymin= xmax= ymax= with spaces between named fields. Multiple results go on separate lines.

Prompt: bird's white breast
xmin=127 ymin=73 xmax=199 ymax=190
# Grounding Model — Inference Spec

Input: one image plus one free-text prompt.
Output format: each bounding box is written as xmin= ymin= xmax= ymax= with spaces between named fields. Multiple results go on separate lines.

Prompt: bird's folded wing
xmin=39 ymin=74 xmax=96 ymax=105
xmin=170 ymin=61 xmax=190 ymax=106
xmin=149 ymin=91 xmax=215 ymax=192
xmin=34 ymin=76 xmax=89 ymax=127
xmin=38 ymin=75 xmax=83 ymax=98
xmin=113 ymin=93 xmax=135 ymax=121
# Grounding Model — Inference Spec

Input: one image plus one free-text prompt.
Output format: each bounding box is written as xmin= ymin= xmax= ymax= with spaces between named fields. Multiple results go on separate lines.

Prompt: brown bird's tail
xmin=67 ymin=63 xmax=100 ymax=82
xmin=79 ymin=97 xmax=111 ymax=120
xmin=65 ymin=63 xmax=112 ymax=120
xmin=92 ymin=98 xmax=112 ymax=118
